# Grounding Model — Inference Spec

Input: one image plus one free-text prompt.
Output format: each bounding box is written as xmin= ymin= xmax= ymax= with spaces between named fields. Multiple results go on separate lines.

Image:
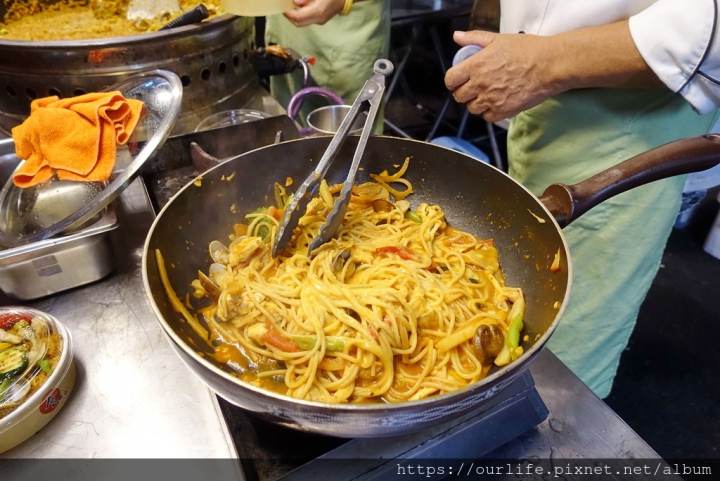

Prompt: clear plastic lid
xmin=0 ymin=306 xmax=64 ymax=421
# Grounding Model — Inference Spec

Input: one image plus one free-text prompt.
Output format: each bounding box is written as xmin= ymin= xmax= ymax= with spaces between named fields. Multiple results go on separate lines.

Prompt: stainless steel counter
xmin=0 ymin=179 xmax=239 ymax=468
xmin=495 ymin=351 xmax=673 ymax=472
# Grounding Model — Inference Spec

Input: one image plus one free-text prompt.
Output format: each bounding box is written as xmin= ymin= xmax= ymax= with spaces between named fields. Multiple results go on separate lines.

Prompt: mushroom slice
xmin=473 ymin=323 xmax=505 ymax=364
xmin=372 ymin=199 xmax=394 ymax=213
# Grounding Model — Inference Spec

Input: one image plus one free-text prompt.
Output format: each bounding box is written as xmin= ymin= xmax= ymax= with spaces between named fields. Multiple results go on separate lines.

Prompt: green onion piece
xmin=38 ymin=359 xmax=52 ymax=375
xmin=247 ymin=207 xmax=271 ymax=239
xmin=494 ymin=344 xmax=511 ymax=366
xmin=15 ymin=320 xmax=29 ymax=329
xmin=293 ymin=336 xmax=316 ymax=351
xmin=506 ymin=316 xmax=524 ymax=350
xmin=326 ymin=338 xmax=345 ymax=352
xmin=405 ymin=211 xmax=422 ymax=223
xmin=293 ymin=336 xmax=345 ymax=352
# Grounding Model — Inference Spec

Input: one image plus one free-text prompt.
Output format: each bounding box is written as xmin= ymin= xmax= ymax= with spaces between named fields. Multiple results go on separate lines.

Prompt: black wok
xmin=141 ymin=134 xmax=720 ymax=437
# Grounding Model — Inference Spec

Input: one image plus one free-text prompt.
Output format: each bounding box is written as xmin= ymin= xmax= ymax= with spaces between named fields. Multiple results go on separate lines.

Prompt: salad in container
xmin=0 ymin=306 xmax=76 ymax=453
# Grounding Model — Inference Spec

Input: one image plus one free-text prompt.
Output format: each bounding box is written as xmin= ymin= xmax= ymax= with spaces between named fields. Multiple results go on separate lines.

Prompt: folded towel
xmin=11 ymin=92 xmax=145 ymax=188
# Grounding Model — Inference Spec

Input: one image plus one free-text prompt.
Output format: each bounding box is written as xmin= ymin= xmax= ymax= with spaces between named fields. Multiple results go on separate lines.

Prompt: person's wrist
xmin=534 ymin=34 xmax=576 ymax=96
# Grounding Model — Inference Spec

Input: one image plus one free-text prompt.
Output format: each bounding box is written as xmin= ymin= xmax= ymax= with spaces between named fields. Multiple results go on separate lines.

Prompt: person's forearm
xmin=445 ymin=20 xmax=668 ymax=120
xmin=284 ymin=0 xmax=370 ymax=27
xmin=543 ymin=20 xmax=665 ymax=94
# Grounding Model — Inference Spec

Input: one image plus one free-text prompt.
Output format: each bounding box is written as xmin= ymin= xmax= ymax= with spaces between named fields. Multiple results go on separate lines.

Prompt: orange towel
xmin=11 ymin=92 xmax=145 ymax=188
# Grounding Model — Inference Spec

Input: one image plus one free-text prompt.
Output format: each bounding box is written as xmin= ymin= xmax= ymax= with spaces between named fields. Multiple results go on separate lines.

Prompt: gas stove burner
xmin=219 ymin=371 xmax=548 ymax=481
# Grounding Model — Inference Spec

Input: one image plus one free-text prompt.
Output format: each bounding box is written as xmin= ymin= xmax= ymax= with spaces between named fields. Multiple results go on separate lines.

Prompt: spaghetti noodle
xmin=179 ymin=158 xmax=525 ymax=403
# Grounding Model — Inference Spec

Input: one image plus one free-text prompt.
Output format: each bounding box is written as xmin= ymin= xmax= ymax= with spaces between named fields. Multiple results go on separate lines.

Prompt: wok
xmin=142 ymin=134 xmax=720 ymax=437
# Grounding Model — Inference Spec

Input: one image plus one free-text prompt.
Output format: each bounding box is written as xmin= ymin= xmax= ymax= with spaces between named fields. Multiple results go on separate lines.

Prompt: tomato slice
xmin=318 ymin=357 xmax=344 ymax=371
xmin=261 ymin=321 xmax=299 ymax=353
xmin=375 ymin=246 xmax=415 ymax=261
xmin=0 ymin=313 xmax=32 ymax=330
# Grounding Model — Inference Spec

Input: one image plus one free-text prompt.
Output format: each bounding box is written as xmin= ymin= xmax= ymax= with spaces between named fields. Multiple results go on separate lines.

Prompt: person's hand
xmin=284 ymin=0 xmax=346 ymax=27
xmin=445 ymin=23 xmax=664 ymax=122
xmin=445 ymin=30 xmax=560 ymax=122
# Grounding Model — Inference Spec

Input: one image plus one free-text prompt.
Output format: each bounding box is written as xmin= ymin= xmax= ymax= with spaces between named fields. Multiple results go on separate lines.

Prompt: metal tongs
xmin=272 ymin=59 xmax=394 ymax=257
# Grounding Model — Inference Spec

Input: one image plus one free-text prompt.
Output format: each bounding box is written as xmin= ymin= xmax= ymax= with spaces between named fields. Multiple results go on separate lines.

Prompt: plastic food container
xmin=0 ymin=306 xmax=76 ymax=454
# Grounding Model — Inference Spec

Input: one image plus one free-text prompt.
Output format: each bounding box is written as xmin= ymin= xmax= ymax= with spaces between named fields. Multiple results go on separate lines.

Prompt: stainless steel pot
xmin=0 ymin=139 xmax=118 ymax=300
xmin=141 ymin=134 xmax=720 ymax=438
xmin=307 ymin=105 xmax=368 ymax=135
xmin=0 ymin=14 xmax=257 ymax=136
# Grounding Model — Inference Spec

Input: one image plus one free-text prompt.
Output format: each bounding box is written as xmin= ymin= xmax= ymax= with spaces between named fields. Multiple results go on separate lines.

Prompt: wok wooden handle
xmin=538 ymin=133 xmax=720 ymax=227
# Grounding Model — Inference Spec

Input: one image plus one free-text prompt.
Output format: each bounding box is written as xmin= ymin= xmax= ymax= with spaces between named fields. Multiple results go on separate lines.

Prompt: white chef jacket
xmin=500 ymin=0 xmax=720 ymax=114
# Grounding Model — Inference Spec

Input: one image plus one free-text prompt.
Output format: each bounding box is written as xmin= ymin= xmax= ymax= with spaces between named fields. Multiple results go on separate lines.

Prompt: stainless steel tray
xmin=0 ymin=138 xmax=118 ymax=300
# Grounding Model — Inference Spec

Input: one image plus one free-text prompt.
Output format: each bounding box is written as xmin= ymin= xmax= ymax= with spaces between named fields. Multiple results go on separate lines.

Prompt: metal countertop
xmin=0 ymin=134 xmax=675 ymax=481
xmin=2 ymin=177 xmax=675 ymax=472
xmin=0 ymin=178 xmax=238 ymax=461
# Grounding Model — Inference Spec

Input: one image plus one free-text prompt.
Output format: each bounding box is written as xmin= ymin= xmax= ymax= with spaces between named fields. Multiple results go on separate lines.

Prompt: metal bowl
xmin=0 ymin=138 xmax=119 ymax=300
xmin=306 ymin=105 xmax=367 ymax=135
xmin=0 ymin=69 xmax=182 ymax=248
xmin=0 ymin=175 xmax=106 ymax=239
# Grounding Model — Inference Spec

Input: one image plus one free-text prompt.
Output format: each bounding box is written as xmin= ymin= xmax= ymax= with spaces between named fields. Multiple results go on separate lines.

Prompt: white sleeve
xmin=629 ymin=0 xmax=720 ymax=114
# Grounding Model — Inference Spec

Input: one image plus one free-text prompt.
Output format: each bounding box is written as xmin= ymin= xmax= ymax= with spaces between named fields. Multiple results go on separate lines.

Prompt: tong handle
xmin=309 ymin=60 xmax=393 ymax=181
xmin=272 ymin=60 xmax=393 ymax=257
xmin=307 ymin=60 xmax=393 ymax=252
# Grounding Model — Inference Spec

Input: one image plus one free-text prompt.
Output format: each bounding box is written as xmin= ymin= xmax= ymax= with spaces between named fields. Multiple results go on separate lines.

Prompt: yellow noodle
xmin=186 ymin=163 xmax=525 ymax=403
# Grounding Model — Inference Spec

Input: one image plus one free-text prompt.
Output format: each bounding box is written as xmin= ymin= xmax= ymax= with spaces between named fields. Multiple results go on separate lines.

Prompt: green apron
xmin=508 ymin=89 xmax=719 ymax=398
xmin=265 ymin=0 xmax=391 ymax=132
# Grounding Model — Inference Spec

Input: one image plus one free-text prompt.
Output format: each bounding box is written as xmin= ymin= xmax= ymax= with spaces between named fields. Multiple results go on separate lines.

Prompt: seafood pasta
xmin=159 ymin=159 xmax=525 ymax=403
